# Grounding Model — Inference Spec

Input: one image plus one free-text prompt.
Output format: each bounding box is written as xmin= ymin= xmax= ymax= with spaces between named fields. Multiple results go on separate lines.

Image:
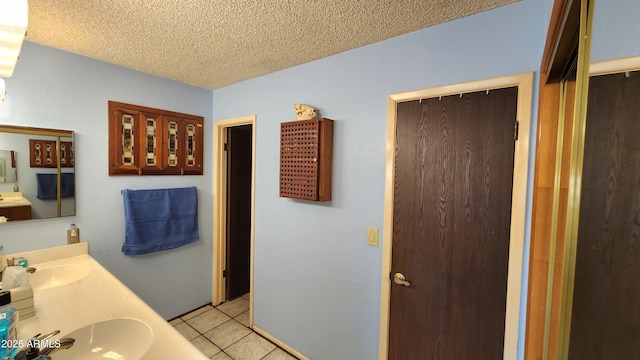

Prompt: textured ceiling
xmin=25 ymin=0 xmax=518 ymax=90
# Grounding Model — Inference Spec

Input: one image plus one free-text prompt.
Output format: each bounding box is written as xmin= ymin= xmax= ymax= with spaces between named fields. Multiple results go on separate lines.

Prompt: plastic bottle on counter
xmin=67 ymin=224 xmax=79 ymax=244
xmin=24 ymin=341 xmax=52 ymax=360
xmin=0 ymin=291 xmax=19 ymax=360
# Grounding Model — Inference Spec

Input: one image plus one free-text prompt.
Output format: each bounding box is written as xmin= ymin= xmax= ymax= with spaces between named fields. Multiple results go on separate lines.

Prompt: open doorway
xmin=225 ymin=125 xmax=252 ymax=300
xmin=213 ymin=116 xmax=256 ymax=325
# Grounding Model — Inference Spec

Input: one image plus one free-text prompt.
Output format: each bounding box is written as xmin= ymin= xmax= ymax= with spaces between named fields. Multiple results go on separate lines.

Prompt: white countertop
xmin=8 ymin=243 xmax=208 ymax=359
xmin=0 ymin=192 xmax=32 ymax=209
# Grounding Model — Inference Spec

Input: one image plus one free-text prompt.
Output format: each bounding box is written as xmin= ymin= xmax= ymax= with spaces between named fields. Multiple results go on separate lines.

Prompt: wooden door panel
xmin=569 ymin=71 xmax=640 ymax=359
xmin=390 ymin=88 xmax=517 ymax=359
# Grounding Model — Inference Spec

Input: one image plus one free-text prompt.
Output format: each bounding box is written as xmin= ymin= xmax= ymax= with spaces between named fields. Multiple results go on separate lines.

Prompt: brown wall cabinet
xmin=108 ymin=101 xmax=204 ymax=176
xmin=279 ymin=118 xmax=333 ymax=202
xmin=0 ymin=206 xmax=32 ymax=221
xmin=29 ymin=139 xmax=74 ymax=168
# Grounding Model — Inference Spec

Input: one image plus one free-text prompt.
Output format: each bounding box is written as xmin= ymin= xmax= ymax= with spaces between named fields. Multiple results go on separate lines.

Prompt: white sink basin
xmin=0 ymin=198 xmax=21 ymax=203
xmin=55 ymin=318 xmax=153 ymax=360
xmin=0 ymin=198 xmax=31 ymax=208
xmin=0 ymin=192 xmax=32 ymax=208
xmin=29 ymin=263 xmax=90 ymax=290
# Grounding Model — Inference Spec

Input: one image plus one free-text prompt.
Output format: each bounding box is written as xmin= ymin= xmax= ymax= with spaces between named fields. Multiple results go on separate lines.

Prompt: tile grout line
xmin=259 ymin=348 xmax=278 ymax=360
xmin=171 ymin=294 xmax=298 ymax=359
xmin=178 ymin=317 xmax=297 ymax=360
xmin=175 ymin=307 xmax=254 ymax=357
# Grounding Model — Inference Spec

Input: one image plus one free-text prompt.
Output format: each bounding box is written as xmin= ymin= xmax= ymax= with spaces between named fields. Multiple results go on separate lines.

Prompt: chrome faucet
xmin=5 ymin=257 xmax=34 ymax=271
xmin=41 ymin=338 xmax=76 ymax=356
xmin=15 ymin=334 xmax=76 ymax=358
xmin=0 ymin=258 xmax=36 ymax=283
xmin=0 ymin=257 xmax=10 ymax=283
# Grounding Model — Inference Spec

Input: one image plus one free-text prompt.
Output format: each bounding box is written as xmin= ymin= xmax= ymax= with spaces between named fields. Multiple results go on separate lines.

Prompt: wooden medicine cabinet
xmin=108 ymin=101 xmax=204 ymax=176
xmin=279 ymin=118 xmax=333 ymax=202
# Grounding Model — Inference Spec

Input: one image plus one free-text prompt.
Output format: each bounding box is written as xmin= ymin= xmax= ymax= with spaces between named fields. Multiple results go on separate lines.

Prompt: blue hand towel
xmin=122 ymin=186 xmax=200 ymax=255
xmin=60 ymin=173 xmax=74 ymax=198
xmin=36 ymin=173 xmax=75 ymax=200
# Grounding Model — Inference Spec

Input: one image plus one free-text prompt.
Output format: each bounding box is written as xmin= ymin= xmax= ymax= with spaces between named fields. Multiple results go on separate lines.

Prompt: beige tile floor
xmin=170 ymin=294 xmax=298 ymax=360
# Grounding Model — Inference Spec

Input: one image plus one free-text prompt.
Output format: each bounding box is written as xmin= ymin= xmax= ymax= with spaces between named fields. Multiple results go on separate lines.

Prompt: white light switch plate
xmin=367 ymin=227 xmax=379 ymax=247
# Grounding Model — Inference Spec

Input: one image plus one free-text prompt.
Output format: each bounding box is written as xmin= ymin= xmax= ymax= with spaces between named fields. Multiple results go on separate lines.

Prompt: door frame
xmin=213 ymin=115 xmax=256 ymax=323
xmin=589 ymin=56 xmax=640 ymax=77
xmin=378 ymin=73 xmax=533 ymax=360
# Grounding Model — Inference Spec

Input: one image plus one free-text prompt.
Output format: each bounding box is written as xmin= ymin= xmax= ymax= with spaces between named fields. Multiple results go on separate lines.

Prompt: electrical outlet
xmin=367 ymin=227 xmax=379 ymax=247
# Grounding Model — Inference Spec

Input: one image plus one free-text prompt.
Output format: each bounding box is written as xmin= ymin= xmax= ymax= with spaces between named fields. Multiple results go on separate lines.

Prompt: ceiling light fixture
xmin=0 ymin=0 xmax=28 ymax=77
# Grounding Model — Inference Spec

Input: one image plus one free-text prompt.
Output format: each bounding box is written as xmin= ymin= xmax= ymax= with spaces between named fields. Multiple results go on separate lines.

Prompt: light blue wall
xmin=592 ymin=0 xmax=640 ymax=62
xmin=0 ymin=0 xmax=635 ymax=359
xmin=212 ymin=1 xmax=547 ymax=359
xmin=0 ymin=41 xmax=214 ymax=319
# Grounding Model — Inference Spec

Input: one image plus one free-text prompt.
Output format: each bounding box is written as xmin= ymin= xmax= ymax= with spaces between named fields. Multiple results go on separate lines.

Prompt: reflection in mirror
xmin=0 ymin=125 xmax=75 ymax=221
xmin=0 ymin=150 xmax=17 ymax=183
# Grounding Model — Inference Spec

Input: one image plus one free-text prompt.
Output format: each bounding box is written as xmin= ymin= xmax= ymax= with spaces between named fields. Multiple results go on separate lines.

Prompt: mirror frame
xmin=0 ymin=124 xmax=75 ymax=218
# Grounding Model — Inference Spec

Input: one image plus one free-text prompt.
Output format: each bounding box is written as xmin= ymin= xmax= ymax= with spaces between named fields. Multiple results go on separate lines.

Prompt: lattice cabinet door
xmin=280 ymin=118 xmax=333 ymax=201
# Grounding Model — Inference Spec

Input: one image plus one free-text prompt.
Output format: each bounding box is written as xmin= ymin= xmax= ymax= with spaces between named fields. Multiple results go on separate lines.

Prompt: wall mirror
xmin=527 ymin=1 xmax=640 ymax=359
xmin=0 ymin=150 xmax=17 ymax=183
xmin=0 ymin=125 xmax=75 ymax=221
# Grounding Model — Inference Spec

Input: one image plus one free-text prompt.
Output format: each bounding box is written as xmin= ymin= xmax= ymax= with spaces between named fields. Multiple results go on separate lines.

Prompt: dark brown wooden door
xmin=226 ymin=125 xmax=252 ymax=300
xmin=568 ymin=71 xmax=640 ymax=359
xmin=389 ymin=87 xmax=518 ymax=359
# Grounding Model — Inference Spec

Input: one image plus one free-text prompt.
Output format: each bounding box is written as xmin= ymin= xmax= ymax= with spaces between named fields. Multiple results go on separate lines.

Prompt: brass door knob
xmin=393 ymin=272 xmax=411 ymax=287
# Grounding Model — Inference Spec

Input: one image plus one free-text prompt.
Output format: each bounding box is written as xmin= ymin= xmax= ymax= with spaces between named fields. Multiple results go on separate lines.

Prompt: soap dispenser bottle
xmin=0 ymin=291 xmax=18 ymax=360
xmin=24 ymin=341 xmax=51 ymax=360
xmin=67 ymin=224 xmax=79 ymax=244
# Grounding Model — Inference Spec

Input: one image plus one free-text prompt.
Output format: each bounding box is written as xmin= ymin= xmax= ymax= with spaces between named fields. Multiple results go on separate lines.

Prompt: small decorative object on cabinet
xmin=294 ymin=103 xmax=317 ymax=120
xmin=280 ymin=117 xmax=333 ymax=202
xmin=108 ymin=101 xmax=204 ymax=176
